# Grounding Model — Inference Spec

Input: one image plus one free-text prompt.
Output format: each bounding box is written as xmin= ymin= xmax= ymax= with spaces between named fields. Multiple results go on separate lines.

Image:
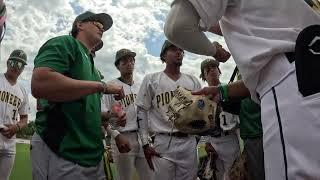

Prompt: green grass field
xmin=10 ymin=143 xmax=208 ymax=180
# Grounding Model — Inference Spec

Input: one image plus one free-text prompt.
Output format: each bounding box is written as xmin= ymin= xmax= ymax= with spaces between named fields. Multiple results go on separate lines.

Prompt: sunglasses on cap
xmin=8 ymin=60 xmax=25 ymax=70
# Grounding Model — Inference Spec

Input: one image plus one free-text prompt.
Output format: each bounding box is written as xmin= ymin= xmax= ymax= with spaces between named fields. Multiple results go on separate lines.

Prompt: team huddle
xmin=0 ymin=0 xmax=320 ymax=180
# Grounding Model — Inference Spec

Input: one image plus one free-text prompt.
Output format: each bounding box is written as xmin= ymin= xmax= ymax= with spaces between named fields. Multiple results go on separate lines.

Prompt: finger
xmin=191 ymin=89 xmax=205 ymax=95
xmin=146 ymin=157 xmax=155 ymax=171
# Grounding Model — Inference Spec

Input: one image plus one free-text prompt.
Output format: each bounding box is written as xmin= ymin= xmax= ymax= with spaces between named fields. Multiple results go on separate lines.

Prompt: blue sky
xmin=0 ymin=0 xmax=236 ymax=120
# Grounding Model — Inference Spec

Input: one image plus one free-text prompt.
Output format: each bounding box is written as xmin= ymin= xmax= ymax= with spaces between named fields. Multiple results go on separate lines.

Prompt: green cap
xmin=200 ymin=58 xmax=220 ymax=80
xmin=115 ymin=49 xmax=136 ymax=66
xmin=160 ymin=40 xmax=183 ymax=61
xmin=73 ymin=11 xmax=113 ymax=31
xmin=8 ymin=49 xmax=27 ymax=65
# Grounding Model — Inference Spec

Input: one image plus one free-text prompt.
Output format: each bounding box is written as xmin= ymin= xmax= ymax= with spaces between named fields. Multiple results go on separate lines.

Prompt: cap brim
xmin=8 ymin=57 xmax=27 ymax=65
xmin=115 ymin=52 xmax=136 ymax=65
xmin=89 ymin=13 xmax=113 ymax=31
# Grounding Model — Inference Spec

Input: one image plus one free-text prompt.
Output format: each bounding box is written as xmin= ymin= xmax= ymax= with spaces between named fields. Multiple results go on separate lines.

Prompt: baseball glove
xmin=167 ymin=86 xmax=217 ymax=134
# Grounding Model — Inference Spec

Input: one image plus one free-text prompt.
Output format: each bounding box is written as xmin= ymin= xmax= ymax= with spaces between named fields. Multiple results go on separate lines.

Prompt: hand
xmin=212 ymin=41 xmax=231 ymax=62
xmin=205 ymin=143 xmax=218 ymax=160
xmin=103 ymin=83 xmax=125 ymax=100
xmin=192 ymin=86 xmax=219 ymax=100
xmin=115 ymin=134 xmax=131 ymax=153
xmin=1 ymin=124 xmax=18 ymax=139
xmin=115 ymin=113 xmax=126 ymax=127
xmin=143 ymin=144 xmax=161 ymax=171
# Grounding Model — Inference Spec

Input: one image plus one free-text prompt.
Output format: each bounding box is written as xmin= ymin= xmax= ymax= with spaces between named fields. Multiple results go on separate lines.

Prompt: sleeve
xmin=34 ymin=36 xmax=75 ymax=74
xmin=18 ymin=86 xmax=30 ymax=115
xmin=137 ymin=106 xmax=149 ymax=146
xmin=164 ymin=0 xmax=216 ymax=57
xmin=135 ymin=74 xmax=153 ymax=110
xmin=187 ymin=0 xmax=228 ymax=30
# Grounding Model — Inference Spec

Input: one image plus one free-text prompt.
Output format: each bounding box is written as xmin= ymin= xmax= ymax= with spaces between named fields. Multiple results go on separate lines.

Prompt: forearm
xmin=32 ymin=67 xmax=103 ymax=102
xmin=227 ymin=80 xmax=250 ymax=100
xmin=164 ymin=0 xmax=216 ymax=57
xmin=137 ymin=106 xmax=149 ymax=146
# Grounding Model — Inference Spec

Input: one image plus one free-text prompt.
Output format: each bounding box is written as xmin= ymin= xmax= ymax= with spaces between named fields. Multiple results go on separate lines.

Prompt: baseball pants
xmin=152 ymin=134 xmax=198 ymax=180
xmin=111 ymin=132 xmax=152 ymax=180
xmin=0 ymin=150 xmax=15 ymax=180
xmin=207 ymin=133 xmax=240 ymax=180
xmin=243 ymin=137 xmax=265 ymax=180
xmin=30 ymin=133 xmax=106 ymax=180
xmin=260 ymin=69 xmax=320 ymax=180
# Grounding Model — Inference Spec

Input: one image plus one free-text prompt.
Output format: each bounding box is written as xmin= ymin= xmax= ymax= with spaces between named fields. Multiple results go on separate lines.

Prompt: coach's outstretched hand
xmin=103 ymin=83 xmax=125 ymax=100
xmin=143 ymin=144 xmax=161 ymax=171
xmin=115 ymin=134 xmax=131 ymax=153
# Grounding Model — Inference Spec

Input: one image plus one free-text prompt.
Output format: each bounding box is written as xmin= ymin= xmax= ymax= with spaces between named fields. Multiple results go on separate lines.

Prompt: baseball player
xmin=0 ymin=50 xmax=30 ymax=180
xmin=136 ymin=40 xmax=201 ymax=180
xmin=101 ymin=48 xmax=152 ymax=180
xmin=200 ymin=59 xmax=240 ymax=180
xmin=164 ymin=0 xmax=320 ymax=179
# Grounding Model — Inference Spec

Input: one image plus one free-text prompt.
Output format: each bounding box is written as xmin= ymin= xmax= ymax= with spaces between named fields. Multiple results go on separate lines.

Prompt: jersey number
xmin=12 ymin=109 xmax=17 ymax=121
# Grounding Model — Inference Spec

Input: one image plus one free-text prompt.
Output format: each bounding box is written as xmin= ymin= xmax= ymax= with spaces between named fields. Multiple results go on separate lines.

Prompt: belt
xmin=211 ymin=131 xmax=230 ymax=138
xmin=120 ymin=130 xmax=138 ymax=133
xmin=157 ymin=132 xmax=189 ymax=138
xmin=285 ymin=52 xmax=295 ymax=63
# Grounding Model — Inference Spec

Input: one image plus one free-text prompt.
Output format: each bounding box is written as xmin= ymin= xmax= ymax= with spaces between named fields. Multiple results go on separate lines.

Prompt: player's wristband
xmin=218 ymin=84 xmax=228 ymax=103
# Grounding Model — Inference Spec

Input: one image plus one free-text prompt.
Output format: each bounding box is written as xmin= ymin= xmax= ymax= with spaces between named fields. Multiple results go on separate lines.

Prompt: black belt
xmin=121 ymin=130 xmax=138 ymax=133
xmin=157 ymin=132 xmax=189 ymax=138
xmin=285 ymin=52 xmax=295 ymax=63
xmin=211 ymin=131 xmax=230 ymax=138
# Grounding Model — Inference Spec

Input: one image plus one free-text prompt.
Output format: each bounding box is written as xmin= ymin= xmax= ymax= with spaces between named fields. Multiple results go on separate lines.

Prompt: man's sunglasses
xmin=8 ymin=60 xmax=25 ymax=70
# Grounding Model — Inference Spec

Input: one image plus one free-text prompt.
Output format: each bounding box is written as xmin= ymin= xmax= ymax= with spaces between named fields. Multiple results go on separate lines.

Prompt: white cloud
xmin=0 ymin=0 xmax=235 ymax=121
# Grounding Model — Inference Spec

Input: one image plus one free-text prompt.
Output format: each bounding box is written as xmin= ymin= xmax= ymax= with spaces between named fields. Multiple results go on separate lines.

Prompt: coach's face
xmin=163 ymin=46 xmax=184 ymax=66
xmin=117 ymin=56 xmax=135 ymax=74
xmin=79 ymin=21 xmax=104 ymax=43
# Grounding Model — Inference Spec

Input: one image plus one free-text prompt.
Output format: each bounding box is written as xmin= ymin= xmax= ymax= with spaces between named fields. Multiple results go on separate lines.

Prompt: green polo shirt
xmin=239 ymin=98 xmax=263 ymax=139
xmin=34 ymin=35 xmax=103 ymax=167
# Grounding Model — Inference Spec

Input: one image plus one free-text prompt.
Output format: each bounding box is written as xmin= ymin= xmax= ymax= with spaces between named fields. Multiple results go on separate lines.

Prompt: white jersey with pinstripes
xmin=135 ymin=71 xmax=201 ymax=133
xmin=0 ymin=73 xmax=29 ymax=152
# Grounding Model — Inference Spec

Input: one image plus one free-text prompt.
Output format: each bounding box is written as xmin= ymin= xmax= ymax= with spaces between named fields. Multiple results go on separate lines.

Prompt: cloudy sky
xmin=1 ymin=0 xmax=236 ymax=120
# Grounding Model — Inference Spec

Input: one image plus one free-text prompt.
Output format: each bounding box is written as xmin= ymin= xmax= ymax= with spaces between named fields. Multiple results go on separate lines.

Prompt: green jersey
xmin=239 ymin=98 xmax=263 ymax=139
xmin=34 ymin=35 xmax=103 ymax=167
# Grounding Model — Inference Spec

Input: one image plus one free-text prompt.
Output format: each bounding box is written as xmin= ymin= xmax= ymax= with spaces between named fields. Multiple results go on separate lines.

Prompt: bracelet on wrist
xmin=101 ymin=81 xmax=107 ymax=93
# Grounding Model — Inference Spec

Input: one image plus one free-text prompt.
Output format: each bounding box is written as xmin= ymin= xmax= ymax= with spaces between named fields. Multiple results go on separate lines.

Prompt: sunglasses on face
xmin=8 ymin=60 xmax=25 ymax=70
xmin=92 ymin=21 xmax=104 ymax=31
